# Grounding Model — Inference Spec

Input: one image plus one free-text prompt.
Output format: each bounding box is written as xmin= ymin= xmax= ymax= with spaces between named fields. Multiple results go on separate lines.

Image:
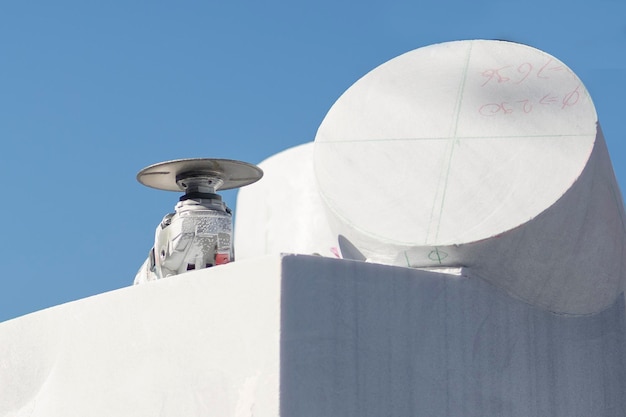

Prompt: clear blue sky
xmin=0 ymin=0 xmax=624 ymax=322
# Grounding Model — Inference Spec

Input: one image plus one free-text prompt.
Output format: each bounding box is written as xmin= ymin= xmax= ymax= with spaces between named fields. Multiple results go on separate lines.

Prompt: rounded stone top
xmin=314 ymin=40 xmax=597 ymax=246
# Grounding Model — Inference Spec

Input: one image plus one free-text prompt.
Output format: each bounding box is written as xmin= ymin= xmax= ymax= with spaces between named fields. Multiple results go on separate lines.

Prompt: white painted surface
xmin=1 ymin=255 xmax=624 ymax=416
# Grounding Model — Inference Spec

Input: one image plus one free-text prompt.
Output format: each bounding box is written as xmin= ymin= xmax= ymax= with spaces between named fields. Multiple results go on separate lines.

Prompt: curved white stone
xmin=315 ymin=40 xmax=596 ymax=247
xmin=313 ymin=40 xmax=626 ymax=314
xmin=0 ymin=257 xmax=282 ymax=417
xmin=234 ymin=143 xmax=337 ymax=261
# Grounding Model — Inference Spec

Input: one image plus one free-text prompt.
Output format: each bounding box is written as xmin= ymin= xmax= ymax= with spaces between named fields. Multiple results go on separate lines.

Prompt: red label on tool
xmin=215 ymin=253 xmax=230 ymax=265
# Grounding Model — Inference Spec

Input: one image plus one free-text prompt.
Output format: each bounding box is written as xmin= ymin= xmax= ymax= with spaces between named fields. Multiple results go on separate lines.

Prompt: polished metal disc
xmin=137 ymin=158 xmax=263 ymax=192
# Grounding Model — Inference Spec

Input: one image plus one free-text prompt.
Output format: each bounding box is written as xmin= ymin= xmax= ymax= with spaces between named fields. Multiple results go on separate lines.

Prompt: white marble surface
xmin=235 ymin=40 xmax=626 ymax=314
xmin=314 ymin=40 xmax=597 ymax=247
xmin=1 ymin=255 xmax=624 ymax=416
xmin=234 ymin=142 xmax=337 ymax=260
xmin=0 ymin=256 xmax=281 ymax=417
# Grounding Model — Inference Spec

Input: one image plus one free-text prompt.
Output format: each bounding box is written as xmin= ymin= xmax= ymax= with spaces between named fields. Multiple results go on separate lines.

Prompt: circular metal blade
xmin=137 ymin=158 xmax=263 ymax=192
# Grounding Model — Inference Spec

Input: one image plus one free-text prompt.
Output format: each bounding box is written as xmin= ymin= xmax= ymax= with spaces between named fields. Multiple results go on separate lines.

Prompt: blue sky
xmin=0 ymin=0 xmax=624 ymax=322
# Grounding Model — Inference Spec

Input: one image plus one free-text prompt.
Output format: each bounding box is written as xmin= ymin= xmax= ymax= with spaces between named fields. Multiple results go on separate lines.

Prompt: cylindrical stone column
xmin=314 ymin=40 xmax=626 ymax=314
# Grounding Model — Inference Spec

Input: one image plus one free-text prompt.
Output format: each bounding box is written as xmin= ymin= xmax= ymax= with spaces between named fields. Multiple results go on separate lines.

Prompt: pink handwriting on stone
xmin=480 ymin=58 xmax=564 ymax=87
xmin=478 ymin=57 xmax=578 ymax=116
xmin=478 ymin=85 xmax=581 ymax=116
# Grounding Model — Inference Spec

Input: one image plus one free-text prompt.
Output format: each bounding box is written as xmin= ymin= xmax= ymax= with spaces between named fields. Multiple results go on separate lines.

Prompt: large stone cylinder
xmin=313 ymin=40 xmax=626 ymax=314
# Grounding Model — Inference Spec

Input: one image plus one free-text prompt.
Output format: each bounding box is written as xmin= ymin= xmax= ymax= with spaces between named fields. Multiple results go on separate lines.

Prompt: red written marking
xmin=479 ymin=85 xmax=581 ymax=116
xmin=480 ymin=58 xmax=564 ymax=87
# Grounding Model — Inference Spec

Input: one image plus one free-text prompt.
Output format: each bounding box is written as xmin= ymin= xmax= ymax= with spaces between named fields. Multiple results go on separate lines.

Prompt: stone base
xmin=1 ymin=254 xmax=624 ymax=416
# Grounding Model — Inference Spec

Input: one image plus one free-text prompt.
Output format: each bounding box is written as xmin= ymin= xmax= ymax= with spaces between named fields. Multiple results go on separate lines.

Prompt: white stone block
xmin=0 ymin=257 xmax=281 ymax=417
xmin=1 ymin=255 xmax=624 ymax=416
